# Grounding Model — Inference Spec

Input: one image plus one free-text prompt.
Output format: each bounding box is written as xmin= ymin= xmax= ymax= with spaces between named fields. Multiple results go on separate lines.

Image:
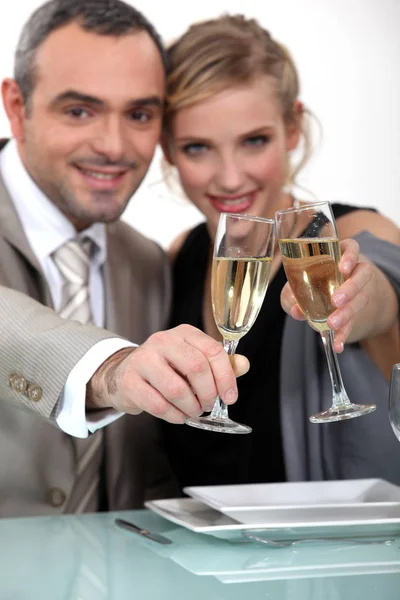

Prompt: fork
xmin=242 ymin=532 xmax=396 ymax=548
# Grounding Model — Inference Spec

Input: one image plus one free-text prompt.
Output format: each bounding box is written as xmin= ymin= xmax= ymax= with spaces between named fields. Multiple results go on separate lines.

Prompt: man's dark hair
xmin=14 ymin=0 xmax=167 ymax=105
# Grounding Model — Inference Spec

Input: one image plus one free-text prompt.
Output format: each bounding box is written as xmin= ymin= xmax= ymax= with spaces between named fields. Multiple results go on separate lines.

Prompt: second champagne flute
xmin=389 ymin=363 xmax=400 ymax=442
xmin=275 ymin=201 xmax=376 ymax=423
xmin=185 ymin=212 xmax=275 ymax=434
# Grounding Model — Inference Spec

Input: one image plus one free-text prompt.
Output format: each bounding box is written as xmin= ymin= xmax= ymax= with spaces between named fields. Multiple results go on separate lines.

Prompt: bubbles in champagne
xmin=212 ymin=257 xmax=272 ymax=341
xmin=279 ymin=238 xmax=342 ymax=330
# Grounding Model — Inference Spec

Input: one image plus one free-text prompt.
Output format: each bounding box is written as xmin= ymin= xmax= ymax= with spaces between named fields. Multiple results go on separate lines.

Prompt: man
xmin=0 ymin=0 xmax=247 ymax=517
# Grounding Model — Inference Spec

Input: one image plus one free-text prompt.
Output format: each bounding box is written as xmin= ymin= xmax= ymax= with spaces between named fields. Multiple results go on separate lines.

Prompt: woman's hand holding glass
xmin=280 ymin=237 xmax=373 ymax=353
xmin=275 ymin=201 xmax=376 ymax=423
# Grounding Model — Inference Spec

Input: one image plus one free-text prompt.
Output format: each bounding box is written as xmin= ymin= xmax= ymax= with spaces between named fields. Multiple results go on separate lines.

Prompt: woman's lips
xmin=208 ymin=191 xmax=257 ymax=213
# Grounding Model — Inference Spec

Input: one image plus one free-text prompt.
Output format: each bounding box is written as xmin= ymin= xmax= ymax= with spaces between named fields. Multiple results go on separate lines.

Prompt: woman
xmin=161 ymin=14 xmax=400 ymax=489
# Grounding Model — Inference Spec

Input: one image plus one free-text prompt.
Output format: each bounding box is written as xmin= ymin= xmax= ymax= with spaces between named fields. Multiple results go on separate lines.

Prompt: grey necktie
xmin=52 ymin=237 xmax=103 ymax=513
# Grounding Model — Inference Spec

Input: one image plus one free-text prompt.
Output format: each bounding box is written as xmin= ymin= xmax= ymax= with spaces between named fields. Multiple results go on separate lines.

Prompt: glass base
xmin=185 ymin=415 xmax=252 ymax=434
xmin=310 ymin=403 xmax=376 ymax=424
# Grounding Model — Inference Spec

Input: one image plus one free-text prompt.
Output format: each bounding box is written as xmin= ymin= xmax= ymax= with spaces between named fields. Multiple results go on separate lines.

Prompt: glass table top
xmin=1 ymin=509 xmax=400 ymax=599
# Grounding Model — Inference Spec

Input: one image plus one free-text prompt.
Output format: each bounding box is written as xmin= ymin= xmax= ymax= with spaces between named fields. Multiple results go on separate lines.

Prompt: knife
xmin=114 ymin=518 xmax=173 ymax=545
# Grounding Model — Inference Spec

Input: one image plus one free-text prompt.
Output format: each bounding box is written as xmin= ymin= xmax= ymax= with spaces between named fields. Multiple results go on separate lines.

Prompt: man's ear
xmin=2 ymin=79 xmax=26 ymax=142
xmin=160 ymin=132 xmax=175 ymax=165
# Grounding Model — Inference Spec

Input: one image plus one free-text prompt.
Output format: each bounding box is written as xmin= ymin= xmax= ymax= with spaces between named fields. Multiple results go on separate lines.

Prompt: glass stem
xmin=320 ymin=330 xmax=351 ymax=408
xmin=210 ymin=338 xmax=239 ymax=420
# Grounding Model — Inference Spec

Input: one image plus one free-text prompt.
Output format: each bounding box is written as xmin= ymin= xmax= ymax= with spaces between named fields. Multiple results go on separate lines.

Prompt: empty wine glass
xmin=185 ymin=212 xmax=275 ymax=434
xmin=275 ymin=201 xmax=376 ymax=423
xmin=389 ymin=363 xmax=400 ymax=441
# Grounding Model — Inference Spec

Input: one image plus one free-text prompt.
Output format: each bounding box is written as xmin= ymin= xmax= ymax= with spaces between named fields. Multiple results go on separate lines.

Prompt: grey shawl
xmin=281 ymin=231 xmax=400 ymax=483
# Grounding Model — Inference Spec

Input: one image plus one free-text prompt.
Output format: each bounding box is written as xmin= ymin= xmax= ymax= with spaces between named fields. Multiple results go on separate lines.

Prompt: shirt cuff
xmin=56 ymin=338 xmax=136 ymax=438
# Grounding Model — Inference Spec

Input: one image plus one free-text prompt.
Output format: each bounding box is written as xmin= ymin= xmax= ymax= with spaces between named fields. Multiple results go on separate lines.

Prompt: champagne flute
xmin=185 ymin=212 xmax=275 ymax=434
xmin=389 ymin=363 xmax=400 ymax=441
xmin=275 ymin=201 xmax=376 ymax=423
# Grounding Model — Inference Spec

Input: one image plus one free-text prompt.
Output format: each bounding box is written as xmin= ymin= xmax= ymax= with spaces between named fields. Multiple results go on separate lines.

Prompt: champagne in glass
xmin=185 ymin=212 xmax=275 ymax=434
xmin=212 ymin=256 xmax=272 ymax=341
xmin=279 ymin=237 xmax=342 ymax=331
xmin=275 ymin=201 xmax=376 ymax=423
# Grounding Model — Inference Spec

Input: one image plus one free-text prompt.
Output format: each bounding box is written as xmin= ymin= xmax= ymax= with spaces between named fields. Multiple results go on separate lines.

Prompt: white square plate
xmin=183 ymin=479 xmax=400 ymax=525
xmin=145 ymin=496 xmax=400 ymax=542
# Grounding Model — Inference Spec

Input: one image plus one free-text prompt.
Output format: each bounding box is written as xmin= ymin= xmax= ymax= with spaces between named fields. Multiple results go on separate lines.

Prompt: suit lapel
xmin=104 ymin=224 xmax=136 ymax=339
xmin=103 ymin=225 xmax=146 ymax=509
xmin=0 ymin=165 xmax=53 ymax=307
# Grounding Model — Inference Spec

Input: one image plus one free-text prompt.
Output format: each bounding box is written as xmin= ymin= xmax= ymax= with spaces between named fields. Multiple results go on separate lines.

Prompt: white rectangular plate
xmin=145 ymin=497 xmax=400 ymax=542
xmin=144 ymin=511 xmax=400 ymax=583
xmin=183 ymin=479 xmax=400 ymax=525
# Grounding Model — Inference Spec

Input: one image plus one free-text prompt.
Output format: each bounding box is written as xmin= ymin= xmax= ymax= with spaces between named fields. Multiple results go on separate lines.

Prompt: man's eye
xmin=181 ymin=142 xmax=208 ymax=156
xmin=130 ymin=110 xmax=151 ymax=123
xmin=67 ymin=107 xmax=89 ymax=119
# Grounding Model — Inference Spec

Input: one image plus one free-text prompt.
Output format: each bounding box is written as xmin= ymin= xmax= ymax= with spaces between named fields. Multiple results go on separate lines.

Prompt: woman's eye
xmin=245 ymin=135 xmax=271 ymax=147
xmin=181 ymin=142 xmax=208 ymax=156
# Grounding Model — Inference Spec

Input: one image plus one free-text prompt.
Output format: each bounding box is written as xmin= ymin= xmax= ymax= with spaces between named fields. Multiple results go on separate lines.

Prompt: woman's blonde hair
xmin=165 ymin=14 xmax=315 ymax=187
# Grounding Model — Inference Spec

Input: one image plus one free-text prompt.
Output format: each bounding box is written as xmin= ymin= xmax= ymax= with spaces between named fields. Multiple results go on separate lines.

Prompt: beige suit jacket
xmin=0 ymin=147 xmax=179 ymax=517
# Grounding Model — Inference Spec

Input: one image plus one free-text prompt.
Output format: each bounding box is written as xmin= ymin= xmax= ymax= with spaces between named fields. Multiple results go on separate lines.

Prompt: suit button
xmin=46 ymin=487 xmax=66 ymax=508
xmin=8 ymin=373 xmax=17 ymax=387
xmin=27 ymin=384 xmax=42 ymax=402
xmin=13 ymin=376 xmax=28 ymax=394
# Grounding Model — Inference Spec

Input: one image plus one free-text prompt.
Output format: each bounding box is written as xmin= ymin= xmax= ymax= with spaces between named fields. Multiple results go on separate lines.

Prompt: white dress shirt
xmin=0 ymin=140 xmax=132 ymax=437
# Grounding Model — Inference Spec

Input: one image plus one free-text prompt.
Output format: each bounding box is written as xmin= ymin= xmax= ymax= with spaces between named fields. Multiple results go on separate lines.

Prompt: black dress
xmin=162 ymin=204 xmax=366 ymax=490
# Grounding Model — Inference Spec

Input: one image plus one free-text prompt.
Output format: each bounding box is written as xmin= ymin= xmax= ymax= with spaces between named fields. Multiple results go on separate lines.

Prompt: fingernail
xmin=225 ymin=389 xmax=238 ymax=404
xmin=332 ymin=293 xmax=346 ymax=307
xmin=341 ymin=262 xmax=352 ymax=275
xmin=330 ymin=315 xmax=341 ymax=329
xmin=337 ymin=341 xmax=344 ymax=353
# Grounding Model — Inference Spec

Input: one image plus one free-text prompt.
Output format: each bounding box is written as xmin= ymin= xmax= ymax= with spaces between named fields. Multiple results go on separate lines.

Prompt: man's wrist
xmin=86 ymin=347 xmax=136 ymax=410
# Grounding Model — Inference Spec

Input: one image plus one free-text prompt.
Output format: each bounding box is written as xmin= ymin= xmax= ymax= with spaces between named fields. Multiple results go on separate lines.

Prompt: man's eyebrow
xmin=50 ymin=90 xmax=105 ymax=107
xmin=127 ymin=96 xmax=163 ymax=109
xmin=50 ymin=90 xmax=163 ymax=109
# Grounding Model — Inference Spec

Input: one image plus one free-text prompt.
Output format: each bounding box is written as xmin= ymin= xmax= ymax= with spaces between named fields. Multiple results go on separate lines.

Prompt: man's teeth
xmin=82 ymin=169 xmax=118 ymax=180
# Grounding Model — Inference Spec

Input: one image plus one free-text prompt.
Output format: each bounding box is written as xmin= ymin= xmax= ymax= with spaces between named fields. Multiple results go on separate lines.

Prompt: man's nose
xmin=91 ymin=117 xmax=127 ymax=163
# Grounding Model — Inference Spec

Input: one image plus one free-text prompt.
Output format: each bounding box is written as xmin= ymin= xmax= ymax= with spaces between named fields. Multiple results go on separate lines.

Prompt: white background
xmin=0 ymin=0 xmax=399 ymax=248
